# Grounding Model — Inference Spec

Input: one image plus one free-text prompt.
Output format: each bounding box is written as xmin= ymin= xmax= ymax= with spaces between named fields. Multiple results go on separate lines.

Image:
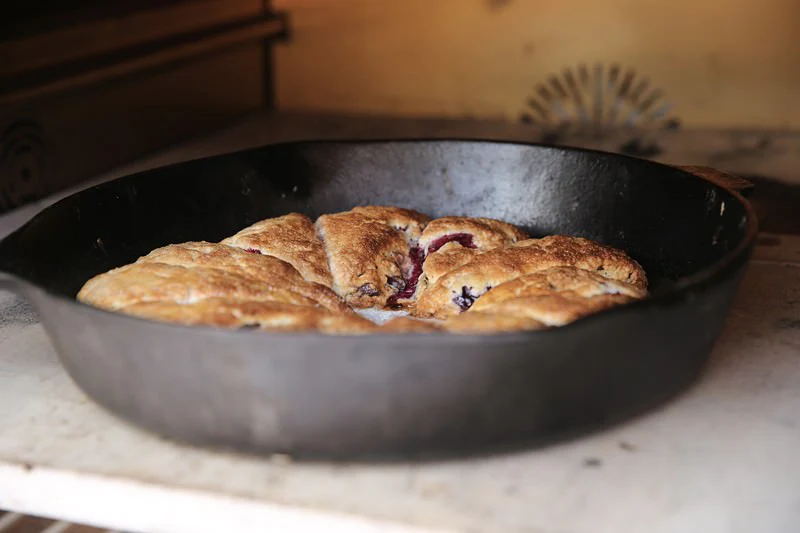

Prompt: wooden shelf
xmin=0 ymin=0 xmax=270 ymax=77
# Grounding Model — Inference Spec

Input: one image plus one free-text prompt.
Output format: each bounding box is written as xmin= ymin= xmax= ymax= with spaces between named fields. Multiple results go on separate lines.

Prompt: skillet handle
xmin=676 ymin=165 xmax=755 ymax=197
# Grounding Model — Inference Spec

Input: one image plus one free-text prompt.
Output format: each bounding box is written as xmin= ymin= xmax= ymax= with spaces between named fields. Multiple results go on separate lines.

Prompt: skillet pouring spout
xmin=0 ymin=139 xmax=757 ymax=460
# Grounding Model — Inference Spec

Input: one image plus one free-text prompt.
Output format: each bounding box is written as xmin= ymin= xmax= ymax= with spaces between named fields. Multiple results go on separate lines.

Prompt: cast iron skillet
xmin=0 ymin=140 xmax=757 ymax=461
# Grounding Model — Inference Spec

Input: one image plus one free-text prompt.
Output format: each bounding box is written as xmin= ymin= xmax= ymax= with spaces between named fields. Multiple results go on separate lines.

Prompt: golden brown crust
xmin=409 ymin=217 xmax=528 ymax=304
xmin=419 ymin=216 xmax=528 ymax=253
xmin=378 ymin=316 xmax=443 ymax=333
xmin=446 ymin=267 xmax=644 ymax=330
xmin=77 ymin=242 xmax=349 ymax=314
xmin=471 ymin=267 xmax=646 ymax=311
xmin=518 ymin=236 xmax=647 ymax=289
xmin=76 ymin=262 xmax=322 ymax=311
xmin=417 ymin=243 xmax=481 ymax=292
xmin=348 ymin=206 xmax=431 ymax=236
xmin=468 ymin=292 xmax=636 ymax=327
xmin=120 ymin=298 xmax=377 ymax=334
xmin=315 ymin=206 xmax=430 ymax=308
xmin=443 ymin=311 xmax=546 ymax=334
xmin=76 ymin=209 xmax=648 ymax=336
xmin=221 ymin=213 xmax=333 ymax=287
xmin=414 ymin=236 xmax=647 ymax=319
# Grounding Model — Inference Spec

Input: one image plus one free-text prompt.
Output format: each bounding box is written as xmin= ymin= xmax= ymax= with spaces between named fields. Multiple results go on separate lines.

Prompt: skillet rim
xmin=0 ymin=138 xmax=759 ymax=342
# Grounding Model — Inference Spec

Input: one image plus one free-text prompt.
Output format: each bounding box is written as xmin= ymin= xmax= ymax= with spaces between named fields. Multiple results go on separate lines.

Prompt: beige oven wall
xmin=274 ymin=0 xmax=800 ymax=129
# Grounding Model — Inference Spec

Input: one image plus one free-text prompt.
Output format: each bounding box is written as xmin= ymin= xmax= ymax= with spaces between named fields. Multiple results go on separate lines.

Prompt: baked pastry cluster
xmin=77 ymin=206 xmax=647 ymax=334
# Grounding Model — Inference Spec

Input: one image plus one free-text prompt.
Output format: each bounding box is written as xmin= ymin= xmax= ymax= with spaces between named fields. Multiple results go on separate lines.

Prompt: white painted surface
xmin=0 ymin=115 xmax=798 ymax=533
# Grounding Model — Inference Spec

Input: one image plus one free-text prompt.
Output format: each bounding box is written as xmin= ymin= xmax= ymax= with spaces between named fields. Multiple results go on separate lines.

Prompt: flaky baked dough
xmin=221 ymin=213 xmax=333 ymax=287
xmin=414 ymin=216 xmax=529 ymax=302
xmin=76 ymin=208 xmax=648 ymax=334
xmin=414 ymin=237 xmax=646 ymax=319
xmin=315 ymin=206 xmax=429 ymax=308
xmin=120 ymin=298 xmax=377 ymax=334
xmin=77 ymin=242 xmax=349 ymax=314
xmin=443 ymin=311 xmax=547 ymax=334
xmin=470 ymin=267 xmax=647 ymax=310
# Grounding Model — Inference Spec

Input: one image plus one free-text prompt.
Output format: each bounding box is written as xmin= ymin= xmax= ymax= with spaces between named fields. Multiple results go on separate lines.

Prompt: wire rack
xmin=0 ymin=510 xmax=126 ymax=533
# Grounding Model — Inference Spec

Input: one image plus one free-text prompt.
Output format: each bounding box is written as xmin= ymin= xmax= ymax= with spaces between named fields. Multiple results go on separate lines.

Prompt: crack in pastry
xmin=315 ymin=206 xmax=430 ymax=308
xmin=221 ymin=213 xmax=333 ymax=287
xmin=420 ymin=217 xmax=528 ymax=254
xmin=394 ymin=216 xmax=529 ymax=307
xmin=413 ymin=236 xmax=646 ymax=319
xmin=384 ymin=245 xmax=424 ymax=309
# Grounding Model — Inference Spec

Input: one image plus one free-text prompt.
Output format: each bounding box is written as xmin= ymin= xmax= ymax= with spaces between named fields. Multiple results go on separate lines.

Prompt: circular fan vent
xmin=519 ymin=64 xmax=680 ymax=134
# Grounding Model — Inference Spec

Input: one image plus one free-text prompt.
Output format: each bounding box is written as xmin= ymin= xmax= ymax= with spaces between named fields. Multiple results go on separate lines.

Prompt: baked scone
xmin=467 ymin=292 xmax=636 ymax=327
xmin=410 ymin=216 xmax=529 ymax=303
xmin=76 ymin=262 xmax=323 ymax=311
xmin=221 ymin=213 xmax=333 ymax=287
xmin=315 ymin=206 xmax=430 ymax=308
xmin=516 ymin=236 xmax=648 ymax=289
xmin=76 ymin=207 xmax=648 ymax=335
xmin=120 ymin=298 xmax=377 ymax=334
xmin=414 ymin=236 xmax=646 ymax=319
xmin=470 ymin=266 xmax=646 ymax=311
xmin=77 ymin=242 xmax=350 ymax=314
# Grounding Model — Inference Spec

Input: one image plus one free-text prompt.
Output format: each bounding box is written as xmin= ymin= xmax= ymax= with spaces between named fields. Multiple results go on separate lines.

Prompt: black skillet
xmin=0 ymin=140 xmax=757 ymax=460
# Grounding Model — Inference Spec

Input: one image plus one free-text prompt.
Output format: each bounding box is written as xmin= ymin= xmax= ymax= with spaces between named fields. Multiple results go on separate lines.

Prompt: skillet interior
xmin=0 ymin=139 xmax=750 ymax=297
xmin=0 ymin=140 xmax=756 ymax=460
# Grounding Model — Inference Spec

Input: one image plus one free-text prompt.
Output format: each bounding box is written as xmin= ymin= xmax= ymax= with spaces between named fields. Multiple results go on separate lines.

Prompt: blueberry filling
xmin=386 ymin=276 xmax=405 ymax=290
xmin=386 ymin=245 xmax=425 ymax=308
xmin=357 ymin=283 xmax=380 ymax=296
xmin=385 ymin=233 xmax=478 ymax=308
xmin=244 ymin=248 xmax=262 ymax=254
xmin=427 ymin=233 xmax=477 ymax=254
xmin=452 ymin=286 xmax=479 ymax=311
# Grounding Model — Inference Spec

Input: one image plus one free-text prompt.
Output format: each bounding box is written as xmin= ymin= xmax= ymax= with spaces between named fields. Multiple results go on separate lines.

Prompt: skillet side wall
xmin=27 ymin=256 xmax=748 ymax=459
xmin=0 ymin=140 xmax=754 ymax=458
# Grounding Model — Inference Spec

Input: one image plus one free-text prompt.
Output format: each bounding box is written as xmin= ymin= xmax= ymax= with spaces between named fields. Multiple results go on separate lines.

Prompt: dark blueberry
xmin=357 ymin=283 xmax=380 ymax=296
xmin=386 ymin=245 xmax=425 ymax=307
xmin=244 ymin=248 xmax=263 ymax=254
xmin=452 ymin=286 xmax=479 ymax=311
xmin=386 ymin=276 xmax=406 ymax=290
xmin=239 ymin=323 xmax=260 ymax=329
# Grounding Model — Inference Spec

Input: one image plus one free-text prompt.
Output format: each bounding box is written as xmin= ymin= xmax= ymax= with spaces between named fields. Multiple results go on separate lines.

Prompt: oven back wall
xmin=274 ymin=0 xmax=800 ymax=129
